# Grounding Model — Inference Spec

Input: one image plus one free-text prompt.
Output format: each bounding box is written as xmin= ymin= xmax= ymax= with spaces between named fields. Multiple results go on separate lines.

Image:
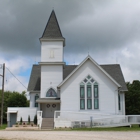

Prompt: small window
xmin=35 ymin=103 xmax=38 ymax=107
xmin=87 ymin=75 xmax=91 ymax=79
xmin=87 ymin=83 xmax=92 ymax=109
xmin=80 ymin=99 xmax=85 ymax=109
xmin=80 ymin=86 xmax=85 ymax=98
xmin=35 ymin=94 xmax=39 ymax=107
xmin=80 ymin=83 xmax=85 ymax=109
xmin=94 ymin=84 xmax=99 ymax=109
xmin=87 ymin=99 xmax=92 ymax=109
xmin=118 ymin=94 xmax=121 ymax=110
xmin=46 ymin=88 xmax=57 ymax=97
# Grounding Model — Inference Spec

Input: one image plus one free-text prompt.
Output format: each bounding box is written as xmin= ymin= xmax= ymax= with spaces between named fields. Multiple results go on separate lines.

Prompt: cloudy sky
xmin=0 ymin=0 xmax=140 ymax=93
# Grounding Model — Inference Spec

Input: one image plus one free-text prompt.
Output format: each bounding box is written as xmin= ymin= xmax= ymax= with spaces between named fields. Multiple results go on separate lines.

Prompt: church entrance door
xmin=43 ymin=103 xmax=57 ymax=118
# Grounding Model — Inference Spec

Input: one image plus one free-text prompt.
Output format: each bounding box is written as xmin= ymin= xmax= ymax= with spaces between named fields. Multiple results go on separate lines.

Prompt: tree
xmin=0 ymin=90 xmax=29 ymax=123
xmin=125 ymin=80 xmax=140 ymax=115
xmin=0 ymin=90 xmax=11 ymax=123
xmin=7 ymin=92 xmax=27 ymax=107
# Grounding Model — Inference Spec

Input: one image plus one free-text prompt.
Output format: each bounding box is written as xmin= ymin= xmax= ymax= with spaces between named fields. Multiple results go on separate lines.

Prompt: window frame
xmin=118 ymin=94 xmax=121 ymax=110
xmin=80 ymin=84 xmax=85 ymax=110
xmin=94 ymin=84 xmax=99 ymax=109
xmin=79 ymin=75 xmax=99 ymax=110
xmin=34 ymin=94 xmax=39 ymax=107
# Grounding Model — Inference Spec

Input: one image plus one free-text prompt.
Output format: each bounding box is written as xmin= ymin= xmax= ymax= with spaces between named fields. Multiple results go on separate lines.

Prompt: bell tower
xmin=39 ymin=10 xmax=65 ymax=98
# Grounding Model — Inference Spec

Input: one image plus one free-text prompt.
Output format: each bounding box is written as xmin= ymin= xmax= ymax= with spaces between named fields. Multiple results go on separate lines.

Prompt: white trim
xmin=30 ymin=91 xmax=40 ymax=93
xmin=7 ymin=110 xmax=18 ymax=113
xmin=39 ymin=62 xmax=65 ymax=65
xmin=58 ymin=55 xmax=121 ymax=88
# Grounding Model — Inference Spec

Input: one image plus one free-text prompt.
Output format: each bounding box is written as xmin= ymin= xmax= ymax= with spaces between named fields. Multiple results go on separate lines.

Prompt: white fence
xmin=54 ymin=111 xmax=129 ymax=128
xmin=127 ymin=115 xmax=140 ymax=124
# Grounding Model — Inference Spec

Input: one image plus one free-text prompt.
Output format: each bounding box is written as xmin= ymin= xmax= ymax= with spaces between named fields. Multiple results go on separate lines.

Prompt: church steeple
xmin=40 ymin=10 xmax=65 ymax=98
xmin=41 ymin=10 xmax=65 ymax=46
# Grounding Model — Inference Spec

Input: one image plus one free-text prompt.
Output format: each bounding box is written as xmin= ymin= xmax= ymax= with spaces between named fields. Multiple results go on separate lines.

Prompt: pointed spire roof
xmin=41 ymin=10 xmax=65 ymax=40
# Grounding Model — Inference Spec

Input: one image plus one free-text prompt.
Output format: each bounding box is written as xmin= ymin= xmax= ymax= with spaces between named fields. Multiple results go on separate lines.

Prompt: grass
xmin=0 ymin=124 xmax=7 ymax=130
xmin=54 ymin=124 xmax=140 ymax=131
xmin=70 ymin=124 xmax=140 ymax=131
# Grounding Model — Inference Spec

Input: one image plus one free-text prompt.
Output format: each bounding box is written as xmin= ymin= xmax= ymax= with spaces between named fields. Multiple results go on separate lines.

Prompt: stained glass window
xmin=94 ymin=84 xmax=99 ymax=109
xmin=87 ymin=75 xmax=91 ymax=79
xmin=87 ymin=84 xmax=92 ymax=98
xmin=80 ymin=75 xmax=99 ymax=110
xmin=80 ymin=99 xmax=85 ymax=109
xmin=94 ymin=99 xmax=99 ymax=109
xmin=94 ymin=85 xmax=98 ymax=98
xmin=80 ymin=86 xmax=85 ymax=98
xmin=46 ymin=88 xmax=57 ymax=97
xmin=84 ymin=79 xmax=87 ymax=83
xmin=91 ymin=79 xmax=94 ymax=83
xmin=87 ymin=99 xmax=92 ymax=109
xmin=80 ymin=83 xmax=85 ymax=109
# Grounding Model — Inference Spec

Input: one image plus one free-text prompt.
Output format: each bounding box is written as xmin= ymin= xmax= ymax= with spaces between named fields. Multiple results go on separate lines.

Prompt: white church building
xmin=7 ymin=10 xmax=128 ymax=128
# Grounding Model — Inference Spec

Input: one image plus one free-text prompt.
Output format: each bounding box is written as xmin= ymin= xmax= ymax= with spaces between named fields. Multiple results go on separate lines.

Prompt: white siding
xmin=29 ymin=92 xmax=40 ymax=107
xmin=118 ymin=93 xmax=125 ymax=115
xmin=41 ymin=41 xmax=63 ymax=62
xmin=60 ymin=59 xmax=119 ymax=114
xmin=41 ymin=65 xmax=63 ymax=98
xmin=7 ymin=107 xmax=37 ymax=122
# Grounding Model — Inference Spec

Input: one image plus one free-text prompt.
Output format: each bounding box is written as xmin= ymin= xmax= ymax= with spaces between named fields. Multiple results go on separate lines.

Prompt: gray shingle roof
xmin=41 ymin=10 xmax=64 ymax=39
xmin=28 ymin=65 xmax=40 ymax=91
xmin=100 ymin=64 xmax=127 ymax=91
xmin=28 ymin=64 xmax=127 ymax=91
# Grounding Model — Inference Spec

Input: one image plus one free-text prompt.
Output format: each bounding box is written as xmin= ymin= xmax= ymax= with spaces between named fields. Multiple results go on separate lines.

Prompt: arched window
xmin=35 ymin=94 xmax=39 ymax=107
xmin=46 ymin=88 xmax=57 ymax=97
xmin=80 ymin=75 xmax=99 ymax=110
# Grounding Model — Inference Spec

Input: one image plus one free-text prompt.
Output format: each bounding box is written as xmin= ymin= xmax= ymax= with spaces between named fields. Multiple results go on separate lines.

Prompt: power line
xmin=6 ymin=67 xmax=27 ymax=90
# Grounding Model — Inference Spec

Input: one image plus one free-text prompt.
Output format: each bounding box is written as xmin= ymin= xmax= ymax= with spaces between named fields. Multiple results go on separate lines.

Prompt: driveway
xmin=0 ymin=131 xmax=140 ymax=140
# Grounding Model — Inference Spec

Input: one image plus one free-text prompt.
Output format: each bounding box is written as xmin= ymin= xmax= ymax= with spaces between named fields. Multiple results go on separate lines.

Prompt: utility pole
xmin=0 ymin=63 xmax=5 ymax=126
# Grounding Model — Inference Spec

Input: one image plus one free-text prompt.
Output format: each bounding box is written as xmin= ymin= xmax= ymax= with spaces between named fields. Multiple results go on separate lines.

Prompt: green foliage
xmin=0 ymin=90 xmax=29 ymax=123
xmin=7 ymin=92 xmax=27 ymax=107
xmin=26 ymin=100 xmax=30 ymax=107
xmin=28 ymin=115 xmax=30 ymax=124
xmin=20 ymin=117 xmax=22 ymax=124
xmin=0 ymin=124 xmax=7 ymax=130
xmin=33 ymin=114 xmax=37 ymax=125
xmin=125 ymin=80 xmax=140 ymax=115
xmin=0 ymin=90 xmax=12 ymax=123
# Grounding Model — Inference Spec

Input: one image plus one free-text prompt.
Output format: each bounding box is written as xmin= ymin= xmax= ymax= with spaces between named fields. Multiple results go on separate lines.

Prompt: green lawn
xmin=71 ymin=124 xmax=140 ymax=131
xmin=55 ymin=124 xmax=140 ymax=131
xmin=0 ymin=124 xmax=7 ymax=130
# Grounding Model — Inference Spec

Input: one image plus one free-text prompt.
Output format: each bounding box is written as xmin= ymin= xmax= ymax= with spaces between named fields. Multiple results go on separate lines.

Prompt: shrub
xmin=28 ymin=115 xmax=30 ymax=124
xmin=33 ymin=115 xmax=37 ymax=125
xmin=20 ymin=117 xmax=22 ymax=125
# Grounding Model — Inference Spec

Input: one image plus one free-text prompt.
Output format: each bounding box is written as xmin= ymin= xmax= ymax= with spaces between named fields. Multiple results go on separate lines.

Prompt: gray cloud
xmin=0 ymin=0 xmax=140 ymax=83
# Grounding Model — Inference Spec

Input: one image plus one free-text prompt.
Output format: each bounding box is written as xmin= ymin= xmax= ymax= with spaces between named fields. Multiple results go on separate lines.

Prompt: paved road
xmin=0 ymin=131 xmax=140 ymax=140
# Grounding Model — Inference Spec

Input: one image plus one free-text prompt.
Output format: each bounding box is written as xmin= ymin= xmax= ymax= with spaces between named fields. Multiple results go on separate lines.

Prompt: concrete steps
xmin=41 ymin=118 xmax=54 ymax=129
